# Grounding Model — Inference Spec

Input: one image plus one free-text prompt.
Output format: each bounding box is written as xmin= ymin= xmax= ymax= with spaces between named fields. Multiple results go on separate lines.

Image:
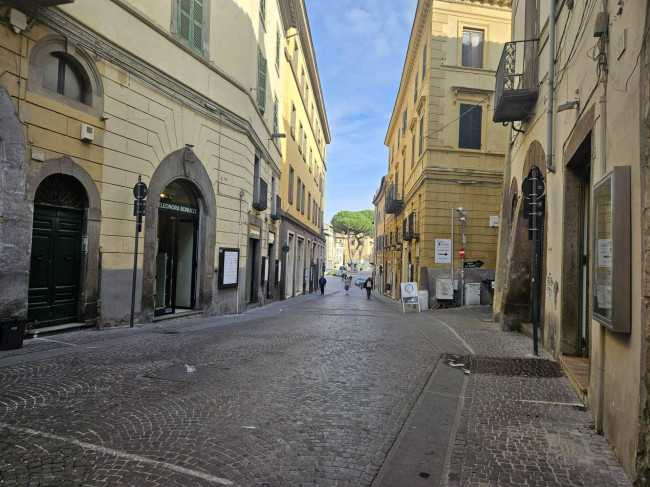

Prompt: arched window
xmin=28 ymin=36 xmax=104 ymax=116
xmin=42 ymin=53 xmax=86 ymax=103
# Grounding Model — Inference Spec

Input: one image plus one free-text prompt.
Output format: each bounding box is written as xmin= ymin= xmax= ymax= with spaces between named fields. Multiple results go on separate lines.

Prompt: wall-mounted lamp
xmin=204 ymin=102 xmax=218 ymax=112
xmin=557 ymin=99 xmax=579 ymax=113
xmin=271 ymin=133 xmax=287 ymax=140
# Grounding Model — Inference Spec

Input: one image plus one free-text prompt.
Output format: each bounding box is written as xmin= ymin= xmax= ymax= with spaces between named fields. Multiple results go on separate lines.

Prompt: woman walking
xmin=364 ymin=277 xmax=373 ymax=299
xmin=344 ymin=274 xmax=352 ymax=295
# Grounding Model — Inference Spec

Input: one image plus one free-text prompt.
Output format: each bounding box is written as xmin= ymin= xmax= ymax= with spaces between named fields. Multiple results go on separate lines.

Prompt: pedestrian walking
xmin=364 ymin=277 xmax=373 ymax=299
xmin=319 ymin=275 xmax=327 ymax=295
xmin=344 ymin=275 xmax=352 ymax=295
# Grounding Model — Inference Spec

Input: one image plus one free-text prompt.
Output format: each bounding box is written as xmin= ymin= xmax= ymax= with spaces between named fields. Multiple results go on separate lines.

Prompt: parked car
xmin=356 ymin=277 xmax=367 ymax=287
xmin=334 ymin=270 xmax=344 ymax=277
xmin=339 ymin=266 xmax=347 ymax=271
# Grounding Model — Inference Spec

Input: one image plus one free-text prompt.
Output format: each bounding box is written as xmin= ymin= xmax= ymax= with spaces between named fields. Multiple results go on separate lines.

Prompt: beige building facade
xmin=374 ymin=0 xmax=510 ymax=306
xmin=0 ymin=0 xmax=325 ymax=331
xmin=492 ymin=1 xmax=650 ymax=481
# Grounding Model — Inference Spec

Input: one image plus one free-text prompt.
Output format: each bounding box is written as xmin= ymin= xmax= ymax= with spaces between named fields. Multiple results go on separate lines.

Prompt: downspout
xmin=546 ymin=0 xmax=556 ymax=173
xmin=237 ymin=189 xmax=244 ymax=314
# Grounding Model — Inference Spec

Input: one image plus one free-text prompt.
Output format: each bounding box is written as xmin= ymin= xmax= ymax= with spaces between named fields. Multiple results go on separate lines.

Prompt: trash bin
xmin=0 ymin=317 xmax=28 ymax=350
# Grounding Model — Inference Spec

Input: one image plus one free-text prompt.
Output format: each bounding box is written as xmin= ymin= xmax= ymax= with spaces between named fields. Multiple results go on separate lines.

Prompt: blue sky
xmin=306 ymin=0 xmax=419 ymax=224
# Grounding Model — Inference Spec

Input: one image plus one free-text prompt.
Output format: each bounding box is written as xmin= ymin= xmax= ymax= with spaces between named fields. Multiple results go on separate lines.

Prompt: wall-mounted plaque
xmin=593 ymin=166 xmax=630 ymax=332
xmin=218 ymin=248 xmax=239 ymax=288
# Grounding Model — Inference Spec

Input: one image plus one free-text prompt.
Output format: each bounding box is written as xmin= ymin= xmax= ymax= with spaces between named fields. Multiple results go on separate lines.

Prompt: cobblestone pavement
xmin=1 ymin=284 xmax=438 ymax=486
xmin=424 ymin=308 xmax=631 ymax=487
xmin=0 ymin=283 xmax=631 ymax=486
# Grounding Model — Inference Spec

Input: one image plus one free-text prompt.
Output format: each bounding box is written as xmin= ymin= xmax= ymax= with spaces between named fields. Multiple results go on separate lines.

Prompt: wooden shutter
xmin=257 ymin=52 xmax=267 ymax=113
xmin=178 ymin=0 xmax=191 ymax=44
xmin=178 ymin=0 xmax=203 ymax=53
xmin=459 ymin=104 xmax=482 ymax=150
xmin=192 ymin=0 xmax=204 ymax=52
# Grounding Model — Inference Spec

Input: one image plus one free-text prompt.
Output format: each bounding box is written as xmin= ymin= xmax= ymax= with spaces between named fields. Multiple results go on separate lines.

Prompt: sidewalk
xmin=423 ymin=306 xmax=630 ymax=487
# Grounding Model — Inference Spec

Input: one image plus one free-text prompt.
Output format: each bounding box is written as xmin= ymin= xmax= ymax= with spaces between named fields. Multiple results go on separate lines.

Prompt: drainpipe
xmin=546 ymin=0 xmax=556 ymax=173
xmin=237 ymin=189 xmax=244 ymax=314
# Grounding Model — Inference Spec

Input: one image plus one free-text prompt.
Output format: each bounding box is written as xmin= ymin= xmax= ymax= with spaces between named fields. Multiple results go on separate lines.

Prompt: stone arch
xmin=27 ymin=34 xmax=104 ymax=116
xmin=140 ymin=148 xmax=217 ymax=322
xmin=499 ymin=140 xmax=547 ymax=332
xmin=25 ymin=156 xmax=102 ymax=326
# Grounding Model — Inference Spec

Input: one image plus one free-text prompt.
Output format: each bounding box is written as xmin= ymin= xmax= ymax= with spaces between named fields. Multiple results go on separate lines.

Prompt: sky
xmin=305 ymin=0 xmax=419 ymax=225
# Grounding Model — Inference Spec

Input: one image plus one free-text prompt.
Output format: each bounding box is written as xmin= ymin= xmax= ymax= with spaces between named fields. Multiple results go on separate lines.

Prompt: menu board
xmin=218 ymin=248 xmax=239 ymax=288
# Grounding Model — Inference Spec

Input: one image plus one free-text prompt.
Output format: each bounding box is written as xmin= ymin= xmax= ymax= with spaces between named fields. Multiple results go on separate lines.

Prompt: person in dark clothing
xmin=364 ymin=277 xmax=373 ymax=299
xmin=319 ymin=276 xmax=327 ymax=295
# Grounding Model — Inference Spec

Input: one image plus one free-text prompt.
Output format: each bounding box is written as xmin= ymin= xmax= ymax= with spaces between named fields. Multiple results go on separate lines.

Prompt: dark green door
xmin=28 ymin=205 xmax=83 ymax=329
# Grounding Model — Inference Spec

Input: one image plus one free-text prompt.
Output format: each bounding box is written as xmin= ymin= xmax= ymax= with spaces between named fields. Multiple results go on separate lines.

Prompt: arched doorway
xmin=28 ymin=174 xmax=87 ymax=328
xmin=155 ymin=180 xmax=200 ymax=316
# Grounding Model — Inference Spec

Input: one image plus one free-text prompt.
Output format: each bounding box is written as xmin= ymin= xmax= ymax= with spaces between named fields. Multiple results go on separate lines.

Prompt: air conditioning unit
xmin=80 ymin=124 xmax=94 ymax=142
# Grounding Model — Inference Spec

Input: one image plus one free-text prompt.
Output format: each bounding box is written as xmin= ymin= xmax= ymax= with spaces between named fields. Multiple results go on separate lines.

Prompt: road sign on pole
xmin=130 ymin=176 xmax=147 ymax=328
xmin=459 ymin=247 xmax=465 ymax=258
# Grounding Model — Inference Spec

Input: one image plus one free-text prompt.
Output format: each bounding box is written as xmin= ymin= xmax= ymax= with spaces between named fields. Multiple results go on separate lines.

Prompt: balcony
xmin=252 ymin=177 xmax=268 ymax=211
xmin=385 ymin=184 xmax=404 ymax=215
xmin=32 ymin=0 xmax=74 ymax=5
xmin=270 ymin=194 xmax=281 ymax=220
xmin=404 ymin=212 xmax=419 ymax=240
xmin=493 ymin=40 xmax=539 ymax=123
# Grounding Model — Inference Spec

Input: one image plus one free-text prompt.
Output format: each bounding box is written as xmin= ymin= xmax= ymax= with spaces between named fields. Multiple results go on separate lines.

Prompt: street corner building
xmin=0 ymin=0 xmax=329 ymax=333
xmin=490 ymin=0 xmax=650 ymax=483
xmin=372 ymin=0 xmax=511 ymax=309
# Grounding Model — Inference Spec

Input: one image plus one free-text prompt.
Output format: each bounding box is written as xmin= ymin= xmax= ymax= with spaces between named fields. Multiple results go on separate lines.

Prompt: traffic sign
xmin=133 ymin=181 xmax=148 ymax=199
xmin=464 ymin=260 xmax=484 ymax=269
xmin=522 ymin=171 xmax=545 ymax=198
xmin=459 ymin=247 xmax=465 ymax=258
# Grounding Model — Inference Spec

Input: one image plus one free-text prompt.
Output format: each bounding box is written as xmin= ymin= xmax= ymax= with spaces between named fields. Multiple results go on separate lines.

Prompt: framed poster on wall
xmin=218 ymin=248 xmax=239 ymax=288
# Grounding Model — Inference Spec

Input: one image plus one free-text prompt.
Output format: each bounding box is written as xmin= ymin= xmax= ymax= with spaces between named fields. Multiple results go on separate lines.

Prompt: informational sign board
xmin=218 ymin=248 xmax=239 ymax=288
xmin=435 ymin=239 xmax=452 ymax=264
xmin=400 ymin=282 xmax=420 ymax=313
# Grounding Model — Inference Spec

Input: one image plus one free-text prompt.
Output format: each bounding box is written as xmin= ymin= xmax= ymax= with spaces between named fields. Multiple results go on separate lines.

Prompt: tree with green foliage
xmin=331 ymin=210 xmax=374 ymax=270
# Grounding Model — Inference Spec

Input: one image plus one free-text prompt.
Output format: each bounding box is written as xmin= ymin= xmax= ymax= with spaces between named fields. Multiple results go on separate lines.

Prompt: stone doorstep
xmin=559 ymin=355 xmax=589 ymax=403
xmin=26 ymin=322 xmax=89 ymax=336
xmin=152 ymin=310 xmax=204 ymax=323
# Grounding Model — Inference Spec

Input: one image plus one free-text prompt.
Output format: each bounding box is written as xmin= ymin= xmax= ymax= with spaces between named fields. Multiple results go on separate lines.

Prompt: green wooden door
xmin=28 ymin=206 xmax=83 ymax=328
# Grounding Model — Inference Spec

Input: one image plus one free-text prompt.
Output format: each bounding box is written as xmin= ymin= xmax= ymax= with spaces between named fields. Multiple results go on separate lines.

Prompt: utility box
xmin=436 ymin=279 xmax=454 ymax=300
xmin=465 ymin=283 xmax=481 ymax=305
xmin=0 ymin=317 xmax=27 ymax=350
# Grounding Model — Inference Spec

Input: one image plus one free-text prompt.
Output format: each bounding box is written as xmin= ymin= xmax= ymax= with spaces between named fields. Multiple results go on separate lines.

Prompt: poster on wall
xmin=218 ymin=248 xmax=239 ymax=288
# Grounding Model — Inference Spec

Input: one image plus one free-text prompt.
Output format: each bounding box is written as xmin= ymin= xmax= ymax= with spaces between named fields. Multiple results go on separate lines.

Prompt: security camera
xmin=456 ymin=206 xmax=464 ymax=213
xmin=459 ymin=216 xmax=466 ymax=222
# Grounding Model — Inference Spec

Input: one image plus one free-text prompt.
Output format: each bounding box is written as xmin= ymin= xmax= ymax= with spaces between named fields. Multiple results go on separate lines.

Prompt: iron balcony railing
xmin=404 ymin=212 xmax=419 ymax=240
xmin=385 ymin=184 xmax=404 ymax=214
xmin=493 ymin=39 xmax=539 ymax=123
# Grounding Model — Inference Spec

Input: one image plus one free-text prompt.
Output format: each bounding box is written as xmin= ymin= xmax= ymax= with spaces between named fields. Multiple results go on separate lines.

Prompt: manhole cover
xmin=471 ymin=357 xmax=563 ymax=378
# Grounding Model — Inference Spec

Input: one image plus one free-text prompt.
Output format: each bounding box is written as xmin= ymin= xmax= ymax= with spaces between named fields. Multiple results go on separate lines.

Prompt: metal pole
xmin=129 ymin=175 xmax=141 ymax=328
xmin=461 ymin=218 xmax=466 ymax=306
xmin=451 ymin=208 xmax=454 ymax=279
xmin=531 ymin=167 xmax=539 ymax=355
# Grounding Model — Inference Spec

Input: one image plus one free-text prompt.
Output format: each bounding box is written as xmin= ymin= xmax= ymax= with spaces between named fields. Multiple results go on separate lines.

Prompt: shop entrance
xmin=155 ymin=181 xmax=199 ymax=316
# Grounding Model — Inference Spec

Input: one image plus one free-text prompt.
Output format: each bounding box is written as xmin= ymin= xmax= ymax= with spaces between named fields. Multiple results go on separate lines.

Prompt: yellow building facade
xmin=492 ymin=1 xmax=650 ymax=480
xmin=279 ymin=1 xmax=330 ymax=297
xmin=374 ymin=0 xmax=510 ymax=306
xmin=0 ymin=0 xmax=326 ymax=330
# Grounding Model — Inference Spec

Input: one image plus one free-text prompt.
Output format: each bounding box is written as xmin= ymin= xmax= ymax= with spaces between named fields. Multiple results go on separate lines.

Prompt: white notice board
xmin=219 ymin=248 xmax=239 ymax=288
xmin=400 ymin=282 xmax=420 ymax=313
xmin=435 ymin=239 xmax=452 ymax=264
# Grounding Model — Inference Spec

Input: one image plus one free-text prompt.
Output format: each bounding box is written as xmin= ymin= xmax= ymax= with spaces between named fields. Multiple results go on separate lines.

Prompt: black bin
xmin=0 ymin=317 xmax=28 ymax=350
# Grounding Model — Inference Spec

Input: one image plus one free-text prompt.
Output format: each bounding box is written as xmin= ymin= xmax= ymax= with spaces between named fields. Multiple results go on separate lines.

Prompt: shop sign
xmin=159 ymin=201 xmax=198 ymax=215
xmin=249 ymin=225 xmax=261 ymax=239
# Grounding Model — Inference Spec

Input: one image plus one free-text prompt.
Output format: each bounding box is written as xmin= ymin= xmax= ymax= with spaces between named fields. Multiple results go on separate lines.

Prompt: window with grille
xmin=257 ymin=50 xmax=267 ymax=113
xmin=419 ymin=117 xmax=424 ymax=155
xmin=462 ymin=30 xmax=483 ymax=68
xmin=459 ymin=103 xmax=482 ymax=150
xmin=178 ymin=0 xmax=204 ymax=53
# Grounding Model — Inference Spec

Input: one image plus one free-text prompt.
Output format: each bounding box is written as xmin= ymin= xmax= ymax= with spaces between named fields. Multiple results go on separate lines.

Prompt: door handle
xmin=63 ymin=253 xmax=73 ymax=262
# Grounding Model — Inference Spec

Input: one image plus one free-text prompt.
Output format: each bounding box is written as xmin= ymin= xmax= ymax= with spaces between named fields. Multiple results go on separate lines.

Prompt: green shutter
xmin=178 ymin=0 xmax=204 ymax=53
xmin=257 ymin=52 xmax=267 ymax=113
xmin=273 ymin=97 xmax=279 ymax=134
xmin=192 ymin=0 xmax=204 ymax=53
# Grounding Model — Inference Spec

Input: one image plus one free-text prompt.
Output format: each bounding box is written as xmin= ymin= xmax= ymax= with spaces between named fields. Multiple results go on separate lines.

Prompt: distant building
xmin=373 ymin=0 xmax=510 ymax=306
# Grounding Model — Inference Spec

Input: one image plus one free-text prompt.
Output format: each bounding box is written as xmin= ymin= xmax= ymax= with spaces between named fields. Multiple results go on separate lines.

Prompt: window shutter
xmin=191 ymin=0 xmax=204 ymax=52
xmin=178 ymin=0 xmax=191 ymax=44
xmin=459 ymin=104 xmax=482 ymax=150
xmin=257 ymin=52 xmax=267 ymax=113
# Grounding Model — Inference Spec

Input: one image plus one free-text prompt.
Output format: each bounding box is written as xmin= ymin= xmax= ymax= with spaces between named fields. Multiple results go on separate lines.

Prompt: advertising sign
xmin=400 ymin=282 xmax=420 ymax=313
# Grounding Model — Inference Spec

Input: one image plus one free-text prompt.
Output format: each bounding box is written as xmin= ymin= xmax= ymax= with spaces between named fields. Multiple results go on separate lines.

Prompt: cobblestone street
xmin=0 ymin=280 xmax=631 ymax=486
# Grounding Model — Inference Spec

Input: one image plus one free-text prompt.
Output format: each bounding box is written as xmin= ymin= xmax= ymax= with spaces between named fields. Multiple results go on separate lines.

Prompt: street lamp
xmin=456 ymin=207 xmax=467 ymax=305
